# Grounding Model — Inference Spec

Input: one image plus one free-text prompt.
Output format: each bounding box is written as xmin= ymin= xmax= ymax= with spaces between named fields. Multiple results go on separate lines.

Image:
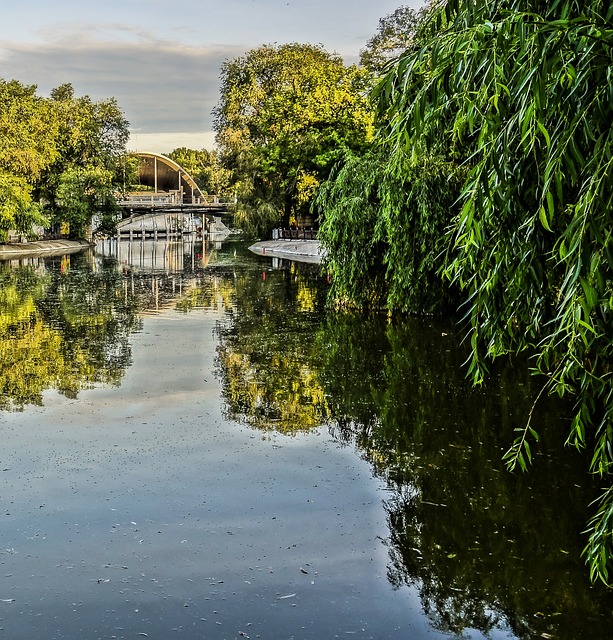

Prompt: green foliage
xmin=359 ymin=4 xmax=427 ymax=75
xmin=165 ymin=147 xmax=231 ymax=195
xmin=40 ymin=84 xmax=129 ymax=238
xmin=0 ymin=79 xmax=59 ymax=181
xmin=316 ymin=151 xmax=386 ymax=310
xmin=54 ymin=165 xmax=116 ymax=239
xmin=0 ymin=172 xmax=47 ymax=241
xmin=372 ymin=0 xmax=613 ymax=583
xmin=233 ymin=199 xmax=280 ymax=238
xmin=317 ymin=148 xmax=464 ymax=314
xmin=0 ymin=78 xmax=130 ymax=241
xmin=584 ymin=486 xmax=613 ymax=584
xmin=378 ymin=153 xmax=465 ymax=314
xmin=0 ymin=79 xmax=57 ymax=237
xmin=214 ymin=43 xmax=374 ymax=233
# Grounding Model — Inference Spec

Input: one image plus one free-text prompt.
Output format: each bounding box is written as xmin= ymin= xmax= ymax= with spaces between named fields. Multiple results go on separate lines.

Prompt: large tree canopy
xmin=0 ymin=79 xmax=130 ymax=241
xmin=318 ymin=0 xmax=613 ymax=583
xmin=39 ymin=83 xmax=130 ymax=238
xmin=213 ymin=43 xmax=374 ymax=234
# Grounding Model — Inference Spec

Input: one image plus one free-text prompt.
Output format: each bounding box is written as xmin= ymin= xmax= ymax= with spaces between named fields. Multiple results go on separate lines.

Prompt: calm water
xmin=0 ymin=238 xmax=611 ymax=639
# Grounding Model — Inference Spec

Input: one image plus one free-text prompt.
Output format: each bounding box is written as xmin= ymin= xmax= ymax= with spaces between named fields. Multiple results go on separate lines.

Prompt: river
xmin=0 ymin=238 xmax=611 ymax=639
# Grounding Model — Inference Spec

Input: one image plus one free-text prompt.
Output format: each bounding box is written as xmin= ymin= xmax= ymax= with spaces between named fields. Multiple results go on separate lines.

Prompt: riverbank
xmin=0 ymin=239 xmax=93 ymax=260
xmin=248 ymin=239 xmax=325 ymax=264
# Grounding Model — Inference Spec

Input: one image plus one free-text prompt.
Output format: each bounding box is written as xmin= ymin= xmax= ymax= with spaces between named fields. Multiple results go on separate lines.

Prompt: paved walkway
xmin=249 ymin=239 xmax=325 ymax=264
xmin=0 ymin=239 xmax=93 ymax=259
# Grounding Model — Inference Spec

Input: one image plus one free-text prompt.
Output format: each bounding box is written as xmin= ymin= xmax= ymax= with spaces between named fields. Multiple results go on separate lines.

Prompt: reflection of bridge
xmin=115 ymin=211 xmax=230 ymax=239
xmin=119 ymin=152 xmax=234 ymax=214
xmin=96 ymin=237 xmax=223 ymax=275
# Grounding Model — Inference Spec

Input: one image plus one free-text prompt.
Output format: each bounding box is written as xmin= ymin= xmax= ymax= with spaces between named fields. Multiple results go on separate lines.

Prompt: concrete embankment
xmin=249 ymin=239 xmax=325 ymax=264
xmin=0 ymin=239 xmax=93 ymax=260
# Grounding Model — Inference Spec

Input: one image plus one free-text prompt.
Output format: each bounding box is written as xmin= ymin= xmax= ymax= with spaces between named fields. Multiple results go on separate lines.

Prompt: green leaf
xmin=538 ymin=205 xmax=552 ymax=232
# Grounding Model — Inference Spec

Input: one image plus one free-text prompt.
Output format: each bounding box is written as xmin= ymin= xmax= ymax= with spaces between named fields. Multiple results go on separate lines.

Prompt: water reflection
xmin=0 ymin=251 xmax=140 ymax=410
xmin=1 ymin=240 xmax=612 ymax=638
xmin=317 ymin=314 xmax=610 ymax=639
xmin=97 ymin=237 xmax=223 ymax=273
xmin=200 ymin=256 xmax=613 ymax=639
xmin=0 ymin=238 xmax=222 ymax=409
xmin=213 ymin=261 xmax=330 ymax=432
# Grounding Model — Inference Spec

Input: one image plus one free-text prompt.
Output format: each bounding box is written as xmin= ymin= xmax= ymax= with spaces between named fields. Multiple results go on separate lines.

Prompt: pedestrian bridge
xmin=118 ymin=152 xmax=233 ymax=211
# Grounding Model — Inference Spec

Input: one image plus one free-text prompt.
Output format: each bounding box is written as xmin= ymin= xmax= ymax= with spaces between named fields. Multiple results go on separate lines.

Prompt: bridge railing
xmin=272 ymin=228 xmax=318 ymax=240
xmin=118 ymin=193 xmax=180 ymax=206
xmin=117 ymin=192 xmax=236 ymax=208
xmin=198 ymin=194 xmax=237 ymax=205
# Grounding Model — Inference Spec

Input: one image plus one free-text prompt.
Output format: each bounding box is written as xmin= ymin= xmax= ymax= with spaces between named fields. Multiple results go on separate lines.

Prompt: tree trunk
xmin=282 ymin=191 xmax=293 ymax=229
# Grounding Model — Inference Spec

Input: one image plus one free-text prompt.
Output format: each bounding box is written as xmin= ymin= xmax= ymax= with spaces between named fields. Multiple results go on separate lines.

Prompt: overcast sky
xmin=1 ymin=1 xmax=425 ymax=153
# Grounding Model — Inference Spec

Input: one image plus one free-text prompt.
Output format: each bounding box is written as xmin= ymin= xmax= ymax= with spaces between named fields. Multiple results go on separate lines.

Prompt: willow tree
xmin=374 ymin=0 xmax=613 ymax=583
xmin=213 ymin=43 xmax=374 ymax=234
xmin=316 ymin=148 xmax=464 ymax=314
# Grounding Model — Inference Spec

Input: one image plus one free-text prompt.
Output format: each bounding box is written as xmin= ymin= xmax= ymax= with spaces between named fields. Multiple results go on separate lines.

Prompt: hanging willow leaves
xmin=371 ymin=0 xmax=613 ymax=583
xmin=316 ymin=147 xmax=465 ymax=314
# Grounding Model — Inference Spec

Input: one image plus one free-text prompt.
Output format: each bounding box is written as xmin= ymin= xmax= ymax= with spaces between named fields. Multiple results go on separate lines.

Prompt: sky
xmin=0 ymin=0 xmax=425 ymax=154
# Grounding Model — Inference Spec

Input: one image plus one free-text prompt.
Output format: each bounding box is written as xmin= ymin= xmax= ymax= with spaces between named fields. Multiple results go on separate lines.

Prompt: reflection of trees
xmin=175 ymin=269 xmax=236 ymax=313
xmin=179 ymin=252 xmax=613 ymax=637
xmin=213 ymin=262 xmax=330 ymax=433
xmin=0 ymin=254 xmax=141 ymax=410
xmin=316 ymin=313 xmax=613 ymax=639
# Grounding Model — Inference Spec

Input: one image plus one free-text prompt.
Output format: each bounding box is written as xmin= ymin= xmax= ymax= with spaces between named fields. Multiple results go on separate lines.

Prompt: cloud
xmin=0 ymin=0 xmax=427 ymax=151
xmin=0 ymin=26 xmax=243 ymax=145
xmin=129 ymin=131 xmax=217 ymax=154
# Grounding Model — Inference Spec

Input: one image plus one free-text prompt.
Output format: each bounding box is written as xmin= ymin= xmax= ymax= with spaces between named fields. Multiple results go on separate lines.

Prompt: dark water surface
xmin=1 ymin=239 xmax=611 ymax=639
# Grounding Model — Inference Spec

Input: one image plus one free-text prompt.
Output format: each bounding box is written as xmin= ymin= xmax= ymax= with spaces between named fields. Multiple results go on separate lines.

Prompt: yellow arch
xmin=133 ymin=151 xmax=204 ymax=204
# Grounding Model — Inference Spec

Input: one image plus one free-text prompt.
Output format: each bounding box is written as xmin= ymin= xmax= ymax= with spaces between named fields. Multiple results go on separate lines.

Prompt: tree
xmin=0 ymin=79 xmax=59 ymax=181
xmin=38 ymin=84 xmax=130 ymax=238
xmin=0 ymin=80 xmax=130 ymax=241
xmin=213 ymin=43 xmax=374 ymax=234
xmin=316 ymin=148 xmax=465 ymax=314
xmin=0 ymin=172 xmax=47 ymax=242
xmin=53 ymin=165 xmax=116 ymax=239
xmin=316 ymin=3 xmax=467 ymax=316
xmin=359 ymin=4 xmax=428 ymax=75
xmin=165 ymin=147 xmax=231 ymax=195
xmin=0 ymin=79 xmax=58 ymax=239
xmin=369 ymin=0 xmax=613 ymax=583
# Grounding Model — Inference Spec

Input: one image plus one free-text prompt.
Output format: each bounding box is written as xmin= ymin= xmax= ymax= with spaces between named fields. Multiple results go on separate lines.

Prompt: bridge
xmin=118 ymin=152 xmax=234 ymax=214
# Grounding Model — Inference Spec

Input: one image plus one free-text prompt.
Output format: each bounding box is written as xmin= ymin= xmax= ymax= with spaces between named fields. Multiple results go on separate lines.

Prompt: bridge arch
xmin=133 ymin=151 xmax=204 ymax=204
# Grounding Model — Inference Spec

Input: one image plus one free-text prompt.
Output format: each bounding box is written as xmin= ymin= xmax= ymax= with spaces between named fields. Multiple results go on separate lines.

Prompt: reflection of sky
xmin=0 ymin=311 xmax=436 ymax=639
xmin=0 ymin=1 xmax=426 ymax=151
